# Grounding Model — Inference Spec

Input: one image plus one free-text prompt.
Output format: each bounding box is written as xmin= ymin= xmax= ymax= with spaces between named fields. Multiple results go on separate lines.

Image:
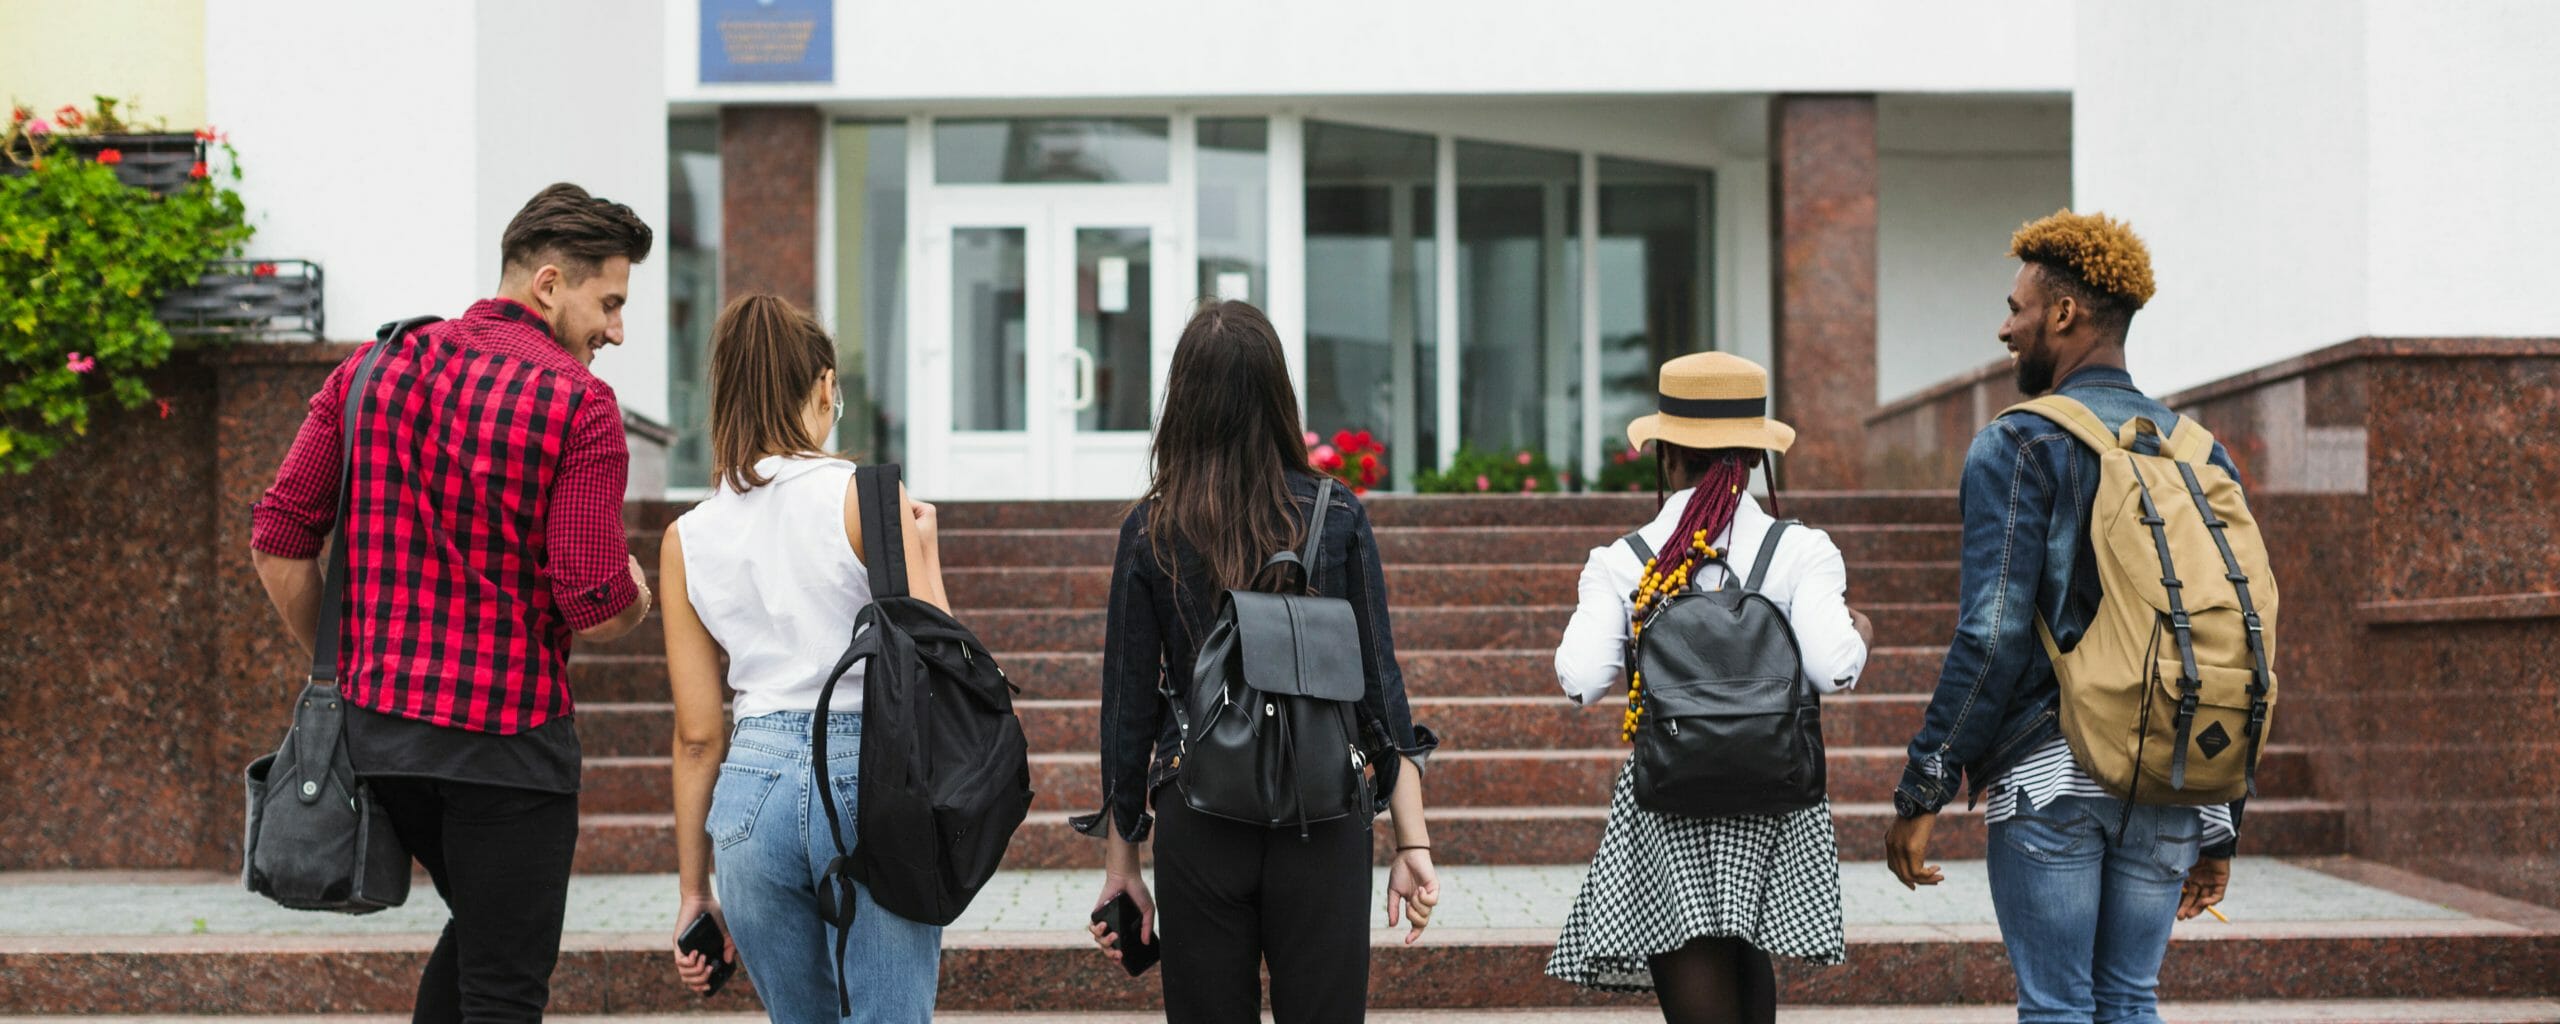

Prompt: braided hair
xmin=1623 ymin=445 xmax=1763 ymax=740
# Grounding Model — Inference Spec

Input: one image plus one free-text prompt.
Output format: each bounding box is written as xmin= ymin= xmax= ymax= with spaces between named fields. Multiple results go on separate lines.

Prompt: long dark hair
xmin=707 ymin=293 xmax=834 ymax=493
xmin=1139 ymin=300 xmax=1313 ymax=593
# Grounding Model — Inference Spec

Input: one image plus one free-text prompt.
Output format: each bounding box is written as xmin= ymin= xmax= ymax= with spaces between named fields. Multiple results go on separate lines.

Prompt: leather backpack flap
xmin=1227 ymin=590 xmax=1366 ymax=702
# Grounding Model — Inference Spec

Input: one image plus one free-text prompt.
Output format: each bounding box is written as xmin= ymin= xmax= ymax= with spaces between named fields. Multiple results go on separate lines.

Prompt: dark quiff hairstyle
xmin=1140 ymin=300 xmax=1317 ymax=594
xmin=707 ymin=293 xmax=834 ymax=494
xmin=500 ymin=182 xmax=654 ymax=283
xmin=2008 ymin=208 xmax=2155 ymax=339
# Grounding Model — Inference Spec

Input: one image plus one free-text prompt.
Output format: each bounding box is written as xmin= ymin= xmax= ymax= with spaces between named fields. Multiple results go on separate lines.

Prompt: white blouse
xmin=1554 ymin=489 xmax=1868 ymax=706
xmin=673 ymin=455 xmax=871 ymax=721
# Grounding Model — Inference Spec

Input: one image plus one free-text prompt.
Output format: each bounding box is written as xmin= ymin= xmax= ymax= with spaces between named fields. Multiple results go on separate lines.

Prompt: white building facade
xmin=39 ymin=0 xmax=2550 ymax=498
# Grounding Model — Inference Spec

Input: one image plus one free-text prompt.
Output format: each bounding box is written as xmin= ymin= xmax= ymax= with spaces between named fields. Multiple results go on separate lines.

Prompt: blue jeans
xmin=711 ymin=712 xmax=941 ymax=1023
xmin=1985 ymin=794 xmax=2202 ymax=1024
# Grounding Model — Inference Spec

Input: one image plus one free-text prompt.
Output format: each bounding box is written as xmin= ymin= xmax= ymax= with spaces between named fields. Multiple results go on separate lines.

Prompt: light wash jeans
xmin=1985 ymin=794 xmax=2202 ymax=1024
xmin=711 ymin=711 xmax=941 ymax=1023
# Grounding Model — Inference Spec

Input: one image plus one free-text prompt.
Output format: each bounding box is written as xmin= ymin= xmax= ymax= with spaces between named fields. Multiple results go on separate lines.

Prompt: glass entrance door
xmin=917 ymin=191 xmax=1175 ymax=499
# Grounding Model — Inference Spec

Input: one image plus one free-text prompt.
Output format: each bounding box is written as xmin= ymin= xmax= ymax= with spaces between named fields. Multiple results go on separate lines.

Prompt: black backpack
xmin=811 ymin=464 xmax=1032 ymax=1014
xmin=1625 ymin=519 xmax=1828 ymax=819
xmin=1165 ymin=477 xmax=1370 ymax=835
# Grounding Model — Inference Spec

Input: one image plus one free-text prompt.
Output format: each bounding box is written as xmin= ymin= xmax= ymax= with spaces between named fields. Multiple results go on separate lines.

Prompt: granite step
xmin=32 ymin=1003 xmax=2560 ymax=1022
xmin=6 ymin=857 xmax=2536 ymax=1014
xmin=562 ymin=799 xmax=2350 ymax=873
xmin=579 ymin=745 xmax=2322 ymax=816
xmin=566 ymin=646 xmax=1958 ymax=704
xmin=573 ymin=694 xmax=1942 ymax=758
xmin=572 ymin=601 xmax=1960 ymax=657
xmin=904 ymin=525 xmax=1962 ymax=570
xmin=624 ymin=491 xmax=1964 ymax=532
xmin=940 ymin=562 xmax=1963 ymax=610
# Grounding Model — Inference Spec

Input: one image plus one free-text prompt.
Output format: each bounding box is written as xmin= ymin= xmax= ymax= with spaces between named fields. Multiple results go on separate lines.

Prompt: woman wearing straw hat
xmin=1545 ymin=352 xmax=1875 ymax=1024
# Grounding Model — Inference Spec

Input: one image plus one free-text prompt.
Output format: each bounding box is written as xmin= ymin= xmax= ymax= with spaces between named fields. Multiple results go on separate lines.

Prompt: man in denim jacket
xmin=1886 ymin=211 xmax=2241 ymax=1024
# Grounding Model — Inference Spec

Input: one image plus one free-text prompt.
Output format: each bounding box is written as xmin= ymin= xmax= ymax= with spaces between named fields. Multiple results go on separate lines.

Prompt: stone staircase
xmin=1 ymin=492 xmax=2554 ymax=1020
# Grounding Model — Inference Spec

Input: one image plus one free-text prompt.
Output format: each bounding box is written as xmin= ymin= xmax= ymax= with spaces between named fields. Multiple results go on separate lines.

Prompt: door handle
xmin=1067 ymin=347 xmax=1097 ymax=412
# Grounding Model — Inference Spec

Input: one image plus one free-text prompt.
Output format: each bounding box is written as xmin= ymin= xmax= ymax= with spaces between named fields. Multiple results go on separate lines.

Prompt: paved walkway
xmin=0 ymin=858 xmax=2474 ymax=939
xmin=9 ymin=1003 xmax=2560 ymax=1022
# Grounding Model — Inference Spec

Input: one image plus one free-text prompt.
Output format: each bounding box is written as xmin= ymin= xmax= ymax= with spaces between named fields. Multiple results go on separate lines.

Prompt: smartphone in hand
xmin=1090 ymin=892 xmax=1160 ymax=976
xmin=677 ymin=911 xmax=737 ymax=997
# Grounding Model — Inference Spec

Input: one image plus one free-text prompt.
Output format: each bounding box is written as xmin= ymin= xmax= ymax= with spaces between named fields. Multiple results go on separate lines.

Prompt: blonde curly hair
xmin=2009 ymin=209 xmax=2156 ymax=315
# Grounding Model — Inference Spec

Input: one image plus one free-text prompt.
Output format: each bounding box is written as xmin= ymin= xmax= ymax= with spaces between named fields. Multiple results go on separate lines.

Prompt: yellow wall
xmin=0 ymin=0 xmax=207 ymax=127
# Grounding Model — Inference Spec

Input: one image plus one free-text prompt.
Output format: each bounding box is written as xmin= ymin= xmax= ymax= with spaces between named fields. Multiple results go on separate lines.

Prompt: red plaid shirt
xmin=252 ymin=299 xmax=637 ymax=734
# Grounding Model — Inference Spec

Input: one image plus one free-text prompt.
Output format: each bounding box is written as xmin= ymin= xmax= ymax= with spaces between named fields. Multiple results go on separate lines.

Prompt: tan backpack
xmin=2003 ymin=395 xmax=2279 ymax=806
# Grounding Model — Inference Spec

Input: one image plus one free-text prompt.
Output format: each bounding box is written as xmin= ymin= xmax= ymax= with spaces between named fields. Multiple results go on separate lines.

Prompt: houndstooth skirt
xmin=1545 ymin=760 xmax=1846 ymax=992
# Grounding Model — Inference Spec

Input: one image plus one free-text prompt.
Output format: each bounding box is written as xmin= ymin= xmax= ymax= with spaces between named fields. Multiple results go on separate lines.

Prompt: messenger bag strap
xmin=1743 ymin=519 xmax=1796 ymax=594
xmin=309 ymin=317 xmax=433 ymax=685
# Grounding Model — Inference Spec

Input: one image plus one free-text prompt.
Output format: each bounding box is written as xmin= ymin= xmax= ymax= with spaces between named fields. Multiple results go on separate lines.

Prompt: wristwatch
xmin=1892 ymin=789 xmax=1935 ymax=820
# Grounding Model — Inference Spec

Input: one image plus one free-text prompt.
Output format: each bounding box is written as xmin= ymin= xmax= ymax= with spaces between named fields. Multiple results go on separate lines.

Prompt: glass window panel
xmin=934 ymin=118 xmax=1170 ymax=184
xmin=1457 ymin=140 xmax=1581 ymax=479
xmin=666 ymin=117 xmax=721 ymax=488
xmin=1597 ymin=158 xmax=1715 ymax=475
xmin=951 ymin=227 xmax=1028 ymax=431
xmin=1075 ymin=227 xmax=1153 ymax=432
xmin=1196 ymin=118 xmax=1268 ymax=307
xmin=831 ymin=120 xmax=908 ymax=464
xmin=1304 ymin=121 xmax=1438 ymax=489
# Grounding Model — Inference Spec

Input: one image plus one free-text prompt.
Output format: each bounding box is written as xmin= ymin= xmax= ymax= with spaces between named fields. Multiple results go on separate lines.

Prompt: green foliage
xmin=0 ymin=102 xmax=250 ymax=472
xmin=1592 ymin=444 xmax=1655 ymax=493
xmin=1412 ymin=445 xmax=1571 ymax=494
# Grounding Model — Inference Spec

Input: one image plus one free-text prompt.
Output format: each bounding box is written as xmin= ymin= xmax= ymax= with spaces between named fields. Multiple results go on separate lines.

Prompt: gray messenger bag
xmin=241 ymin=318 xmax=435 ymax=913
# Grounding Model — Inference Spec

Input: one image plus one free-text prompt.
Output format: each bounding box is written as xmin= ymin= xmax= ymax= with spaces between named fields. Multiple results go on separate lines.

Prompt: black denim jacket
xmin=1894 ymin=366 xmax=2246 ymax=858
xmin=1071 ymin=472 xmax=1439 ymax=842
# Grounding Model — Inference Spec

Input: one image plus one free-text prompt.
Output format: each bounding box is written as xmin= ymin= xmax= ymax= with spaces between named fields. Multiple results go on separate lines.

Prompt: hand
xmin=907 ymin=495 xmax=939 ymax=541
xmin=1848 ymin=607 xmax=1876 ymax=648
xmin=2179 ymin=856 xmax=2231 ymax=921
xmin=1885 ymin=812 xmax=1944 ymax=890
xmin=1087 ymin=870 xmax=1155 ymax=966
xmin=1386 ymin=848 xmax=1440 ymax=945
xmin=671 ymin=894 xmax=735 ymax=995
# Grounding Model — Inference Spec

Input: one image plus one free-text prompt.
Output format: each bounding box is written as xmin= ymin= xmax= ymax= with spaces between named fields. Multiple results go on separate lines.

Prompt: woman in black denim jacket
xmin=1074 ymin=300 xmax=1440 ymax=1023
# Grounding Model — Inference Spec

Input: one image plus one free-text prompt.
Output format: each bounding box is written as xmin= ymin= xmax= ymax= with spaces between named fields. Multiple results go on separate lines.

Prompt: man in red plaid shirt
xmin=251 ymin=183 xmax=654 ymax=1022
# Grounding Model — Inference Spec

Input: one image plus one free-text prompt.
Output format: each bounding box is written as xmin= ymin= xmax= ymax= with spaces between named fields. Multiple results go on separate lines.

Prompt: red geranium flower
xmin=156 ymin=398 xmax=172 ymax=419
xmin=195 ymin=125 xmax=219 ymax=141
xmin=53 ymin=105 xmax=83 ymax=128
xmin=252 ymin=262 xmax=278 ymax=277
xmin=188 ymin=161 xmax=209 ymax=179
xmin=95 ymin=148 xmax=122 ymax=165
xmin=8 ymin=106 xmax=28 ymax=124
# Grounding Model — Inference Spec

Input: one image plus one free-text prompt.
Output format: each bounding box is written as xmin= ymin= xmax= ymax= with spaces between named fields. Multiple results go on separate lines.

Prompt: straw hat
xmin=1624 ymin=352 xmax=1796 ymax=454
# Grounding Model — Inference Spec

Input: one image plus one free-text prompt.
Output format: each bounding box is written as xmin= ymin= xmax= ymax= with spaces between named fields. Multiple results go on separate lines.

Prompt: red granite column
xmin=1768 ymin=94 xmax=1878 ymax=490
xmin=720 ymin=105 xmax=823 ymax=309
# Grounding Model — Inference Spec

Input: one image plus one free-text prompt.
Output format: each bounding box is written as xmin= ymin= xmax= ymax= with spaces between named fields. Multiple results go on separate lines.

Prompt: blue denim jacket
xmin=1895 ymin=365 xmax=2247 ymax=855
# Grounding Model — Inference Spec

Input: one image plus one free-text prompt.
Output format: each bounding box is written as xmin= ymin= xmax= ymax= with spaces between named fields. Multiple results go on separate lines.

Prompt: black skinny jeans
xmin=371 ymin=777 xmax=581 ymax=1024
xmin=1153 ymin=793 xmax=1373 ymax=1023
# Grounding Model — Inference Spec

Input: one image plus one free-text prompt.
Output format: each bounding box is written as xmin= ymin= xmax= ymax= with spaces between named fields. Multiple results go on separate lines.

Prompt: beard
xmin=2013 ymin=338 xmax=2057 ymax=396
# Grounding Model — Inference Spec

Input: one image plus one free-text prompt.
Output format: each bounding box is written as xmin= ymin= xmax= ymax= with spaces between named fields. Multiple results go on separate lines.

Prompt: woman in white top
xmin=1546 ymin=352 xmax=1874 ymax=1024
xmin=661 ymin=294 xmax=951 ymax=1022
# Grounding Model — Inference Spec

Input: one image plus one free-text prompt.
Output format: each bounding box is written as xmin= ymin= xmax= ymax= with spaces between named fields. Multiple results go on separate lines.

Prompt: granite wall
xmin=1864 ymin=356 xmax=2024 ymax=489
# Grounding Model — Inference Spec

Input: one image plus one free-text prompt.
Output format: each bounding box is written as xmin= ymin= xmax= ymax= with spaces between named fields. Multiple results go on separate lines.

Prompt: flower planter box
xmin=158 ymin=259 xmax=325 ymax=340
xmin=1 ymin=132 xmax=207 ymax=196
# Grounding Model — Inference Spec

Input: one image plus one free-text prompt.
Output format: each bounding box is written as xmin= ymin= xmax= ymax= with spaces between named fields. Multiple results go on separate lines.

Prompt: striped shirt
xmin=1984 ymin=736 xmax=2236 ymax=849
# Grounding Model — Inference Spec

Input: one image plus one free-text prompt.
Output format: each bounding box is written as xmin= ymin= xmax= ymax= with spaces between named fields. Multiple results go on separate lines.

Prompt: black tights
xmin=1646 ymin=936 xmax=1777 ymax=1024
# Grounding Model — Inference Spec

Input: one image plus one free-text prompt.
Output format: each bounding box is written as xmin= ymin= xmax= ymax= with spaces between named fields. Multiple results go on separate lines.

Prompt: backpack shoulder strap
xmin=1621 ymin=531 xmax=1655 ymax=566
xmin=2001 ymin=394 xmax=2120 ymax=453
xmin=854 ymin=463 xmax=910 ymax=599
xmin=1260 ymin=477 xmax=1336 ymax=593
xmin=1743 ymin=519 xmax=1795 ymax=594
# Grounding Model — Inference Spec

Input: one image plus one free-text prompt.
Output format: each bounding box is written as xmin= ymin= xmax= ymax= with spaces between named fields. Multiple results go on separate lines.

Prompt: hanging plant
xmin=0 ymin=98 xmax=252 ymax=472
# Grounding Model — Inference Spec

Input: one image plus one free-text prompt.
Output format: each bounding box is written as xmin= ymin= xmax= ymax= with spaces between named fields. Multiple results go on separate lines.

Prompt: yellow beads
xmin=1626 ymin=531 xmax=1724 ymax=743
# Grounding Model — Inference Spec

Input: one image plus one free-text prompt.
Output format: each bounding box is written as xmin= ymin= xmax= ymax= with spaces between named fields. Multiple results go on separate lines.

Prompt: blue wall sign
xmin=701 ymin=0 xmax=834 ymax=84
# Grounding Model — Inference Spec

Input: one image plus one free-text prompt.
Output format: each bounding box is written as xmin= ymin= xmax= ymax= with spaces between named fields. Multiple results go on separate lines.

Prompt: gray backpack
xmin=1624 ymin=520 xmax=1828 ymax=819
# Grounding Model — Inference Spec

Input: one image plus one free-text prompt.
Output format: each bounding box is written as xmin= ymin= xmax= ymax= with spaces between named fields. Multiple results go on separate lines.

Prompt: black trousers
xmin=371 ymin=777 xmax=581 ymax=1024
xmin=1152 ymin=793 xmax=1374 ymax=1024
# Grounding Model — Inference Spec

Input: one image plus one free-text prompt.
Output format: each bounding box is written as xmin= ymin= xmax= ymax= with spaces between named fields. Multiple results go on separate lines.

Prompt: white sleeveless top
xmin=674 ymin=455 xmax=870 ymax=721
